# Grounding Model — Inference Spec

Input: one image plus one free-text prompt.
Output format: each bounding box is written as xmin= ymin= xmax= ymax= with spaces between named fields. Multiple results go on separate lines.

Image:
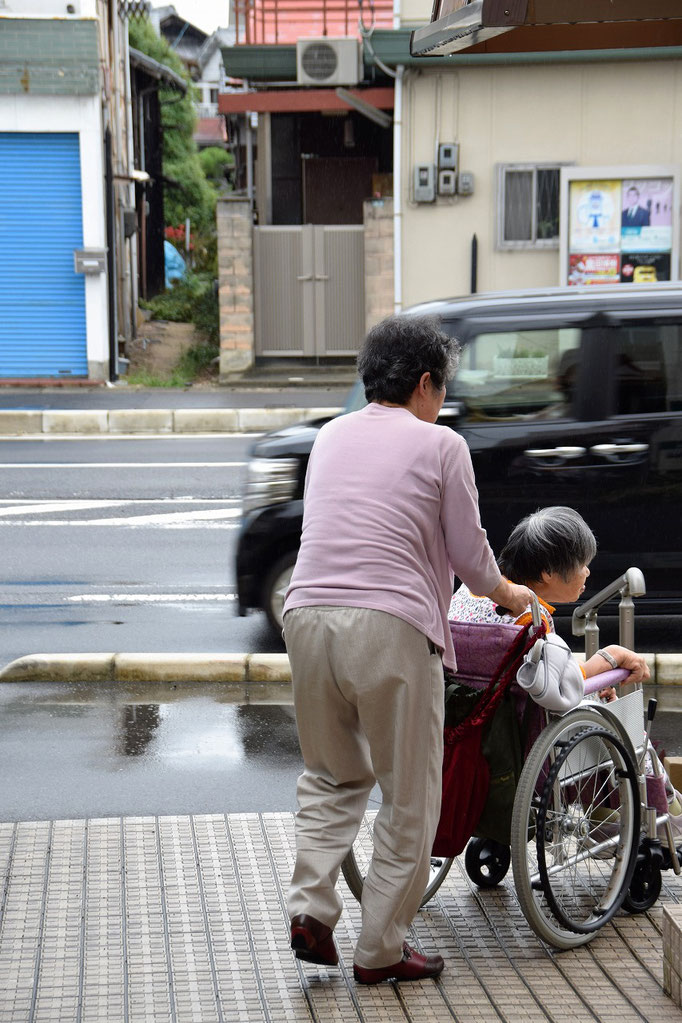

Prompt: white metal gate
xmin=253 ymin=224 xmax=364 ymax=357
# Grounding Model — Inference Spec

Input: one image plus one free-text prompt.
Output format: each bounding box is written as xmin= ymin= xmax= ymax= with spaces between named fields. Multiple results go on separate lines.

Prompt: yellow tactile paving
xmin=0 ymin=813 xmax=679 ymax=1023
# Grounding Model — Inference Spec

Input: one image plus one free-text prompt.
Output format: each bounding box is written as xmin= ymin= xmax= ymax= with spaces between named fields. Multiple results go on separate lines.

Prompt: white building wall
xmin=0 ymin=93 xmax=109 ymax=377
xmin=401 ymin=59 xmax=682 ymax=307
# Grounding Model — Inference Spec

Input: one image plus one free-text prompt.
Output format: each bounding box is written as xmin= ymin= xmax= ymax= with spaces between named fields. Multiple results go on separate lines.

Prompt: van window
xmin=611 ymin=324 xmax=682 ymax=415
xmin=447 ymin=328 xmax=581 ymax=421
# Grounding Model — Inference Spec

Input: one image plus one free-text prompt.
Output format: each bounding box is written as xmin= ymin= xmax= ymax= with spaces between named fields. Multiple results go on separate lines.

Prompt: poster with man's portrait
xmin=621 ymin=178 xmax=673 ymax=252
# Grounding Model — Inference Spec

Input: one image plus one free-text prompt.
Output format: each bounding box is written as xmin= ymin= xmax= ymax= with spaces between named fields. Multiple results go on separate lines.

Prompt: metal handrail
xmin=572 ymin=567 xmax=646 ymax=658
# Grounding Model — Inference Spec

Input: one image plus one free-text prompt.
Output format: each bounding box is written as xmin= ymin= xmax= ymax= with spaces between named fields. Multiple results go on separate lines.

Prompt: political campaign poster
xmin=621 ymin=178 xmax=673 ymax=253
xmin=561 ymin=167 xmax=678 ymax=286
xmin=568 ymin=180 xmax=621 ymax=253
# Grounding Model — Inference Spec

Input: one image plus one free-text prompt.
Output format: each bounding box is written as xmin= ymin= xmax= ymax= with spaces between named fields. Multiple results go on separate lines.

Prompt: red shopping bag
xmin=432 ymin=619 xmax=544 ymax=858
xmin=432 ymin=722 xmax=489 ymax=857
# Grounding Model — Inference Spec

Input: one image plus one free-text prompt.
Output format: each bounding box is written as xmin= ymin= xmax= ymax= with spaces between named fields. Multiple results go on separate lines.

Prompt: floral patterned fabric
xmin=448 ymin=583 xmax=555 ymax=632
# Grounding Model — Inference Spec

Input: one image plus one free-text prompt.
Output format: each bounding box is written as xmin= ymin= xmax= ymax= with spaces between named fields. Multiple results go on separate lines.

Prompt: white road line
xmin=0 ymin=433 xmax=264 ymax=441
xmin=0 ymin=500 xmax=131 ymax=516
xmin=0 ymin=461 xmax=248 ymax=468
xmin=0 ymin=519 xmax=239 ymax=528
xmin=68 ymin=593 xmax=237 ymax=603
xmin=95 ymin=508 xmax=241 ymax=525
xmin=0 ymin=498 xmax=240 ymax=504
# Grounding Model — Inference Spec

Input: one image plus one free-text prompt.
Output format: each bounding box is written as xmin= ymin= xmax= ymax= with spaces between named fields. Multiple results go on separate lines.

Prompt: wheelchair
xmin=341 ymin=569 xmax=681 ymax=950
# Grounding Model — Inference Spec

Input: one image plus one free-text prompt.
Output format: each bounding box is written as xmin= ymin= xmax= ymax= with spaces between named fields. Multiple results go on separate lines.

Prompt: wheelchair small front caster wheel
xmin=465 ymin=837 xmax=511 ymax=888
xmin=623 ymin=861 xmax=662 ymax=913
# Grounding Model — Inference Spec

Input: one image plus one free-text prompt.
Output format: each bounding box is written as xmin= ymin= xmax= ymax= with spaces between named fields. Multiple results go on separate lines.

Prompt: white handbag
xmin=516 ymin=601 xmax=585 ymax=714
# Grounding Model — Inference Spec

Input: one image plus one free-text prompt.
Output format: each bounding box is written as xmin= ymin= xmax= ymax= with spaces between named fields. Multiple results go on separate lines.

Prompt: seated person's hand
xmin=598 ymin=686 xmax=618 ymax=703
xmin=585 ymin=645 xmax=650 ymax=685
xmin=613 ymin=648 xmax=650 ymax=684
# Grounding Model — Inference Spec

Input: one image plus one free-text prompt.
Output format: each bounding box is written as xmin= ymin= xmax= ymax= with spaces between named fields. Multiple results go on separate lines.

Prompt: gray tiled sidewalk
xmin=0 ymin=813 xmax=680 ymax=1023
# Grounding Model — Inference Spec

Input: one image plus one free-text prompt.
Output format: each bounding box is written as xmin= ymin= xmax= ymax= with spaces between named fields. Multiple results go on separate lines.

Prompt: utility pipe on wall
xmin=393 ymin=64 xmax=404 ymax=314
xmin=393 ymin=0 xmax=402 ymax=313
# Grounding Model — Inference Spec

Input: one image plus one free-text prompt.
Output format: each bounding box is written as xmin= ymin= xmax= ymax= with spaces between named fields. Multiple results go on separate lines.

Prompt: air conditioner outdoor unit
xmin=296 ymin=37 xmax=362 ymax=87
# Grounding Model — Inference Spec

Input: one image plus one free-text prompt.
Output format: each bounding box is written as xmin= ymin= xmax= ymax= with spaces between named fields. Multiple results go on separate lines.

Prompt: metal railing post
xmin=572 ymin=567 xmax=646 ymax=657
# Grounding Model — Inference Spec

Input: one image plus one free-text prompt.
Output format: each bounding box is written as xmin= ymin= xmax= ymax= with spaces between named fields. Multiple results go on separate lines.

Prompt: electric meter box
xmin=414 ymin=164 xmax=436 ymax=203
xmin=438 ymin=169 xmax=457 ymax=195
xmin=438 ymin=143 xmax=459 ymax=171
xmin=458 ymin=171 xmax=475 ymax=195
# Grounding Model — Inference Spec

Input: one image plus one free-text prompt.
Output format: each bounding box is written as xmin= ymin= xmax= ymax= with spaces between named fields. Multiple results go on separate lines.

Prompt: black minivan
xmin=236 ymin=284 xmax=682 ymax=641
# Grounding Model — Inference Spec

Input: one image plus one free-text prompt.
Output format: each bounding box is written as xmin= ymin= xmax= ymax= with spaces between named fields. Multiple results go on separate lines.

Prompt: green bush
xmin=141 ymin=272 xmax=219 ymax=346
xmin=199 ymin=147 xmax=234 ymax=186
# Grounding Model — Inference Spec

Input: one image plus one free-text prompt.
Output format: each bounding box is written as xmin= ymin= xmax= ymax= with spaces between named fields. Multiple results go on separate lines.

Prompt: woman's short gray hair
xmin=357 ymin=314 xmax=461 ymax=405
xmin=498 ymin=506 xmax=597 ymax=584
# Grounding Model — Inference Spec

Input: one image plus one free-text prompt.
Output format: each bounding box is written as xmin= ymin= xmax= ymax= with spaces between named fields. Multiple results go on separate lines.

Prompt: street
xmin=0 ymin=433 xmax=679 ymax=824
xmin=0 ymin=435 xmax=283 ymax=667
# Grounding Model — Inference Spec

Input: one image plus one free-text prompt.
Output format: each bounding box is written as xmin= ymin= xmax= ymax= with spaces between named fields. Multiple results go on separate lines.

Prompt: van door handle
xmin=589 ymin=443 xmax=649 ymax=456
xmin=524 ymin=446 xmax=586 ymax=459
xmin=297 ymin=274 xmax=312 ymax=281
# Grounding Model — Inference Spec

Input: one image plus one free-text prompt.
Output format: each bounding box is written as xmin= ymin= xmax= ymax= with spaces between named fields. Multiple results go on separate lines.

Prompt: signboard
xmin=560 ymin=166 xmax=679 ymax=287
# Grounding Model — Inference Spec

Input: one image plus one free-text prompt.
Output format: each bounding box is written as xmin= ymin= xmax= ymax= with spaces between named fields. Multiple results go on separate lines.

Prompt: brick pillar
xmin=217 ymin=197 xmax=254 ymax=378
xmin=363 ymin=198 xmax=394 ymax=333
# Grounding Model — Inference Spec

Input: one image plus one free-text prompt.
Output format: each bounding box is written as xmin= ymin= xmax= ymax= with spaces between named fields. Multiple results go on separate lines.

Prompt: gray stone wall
xmin=217 ymin=198 xmax=254 ymax=378
xmin=363 ymin=198 xmax=394 ymax=333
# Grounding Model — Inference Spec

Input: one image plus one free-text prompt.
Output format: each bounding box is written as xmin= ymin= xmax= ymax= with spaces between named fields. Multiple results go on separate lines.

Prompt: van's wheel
xmin=263 ymin=551 xmax=297 ymax=633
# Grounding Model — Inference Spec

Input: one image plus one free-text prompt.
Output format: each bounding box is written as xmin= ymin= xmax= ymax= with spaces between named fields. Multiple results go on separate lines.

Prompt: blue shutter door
xmin=0 ymin=133 xmax=88 ymax=377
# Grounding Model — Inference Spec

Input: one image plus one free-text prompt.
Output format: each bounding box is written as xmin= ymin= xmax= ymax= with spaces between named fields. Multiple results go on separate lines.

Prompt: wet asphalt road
xmin=0 ymin=680 xmax=678 ymax=823
xmin=0 ymin=433 xmax=679 ymax=822
xmin=0 ymin=682 xmax=303 ymax=821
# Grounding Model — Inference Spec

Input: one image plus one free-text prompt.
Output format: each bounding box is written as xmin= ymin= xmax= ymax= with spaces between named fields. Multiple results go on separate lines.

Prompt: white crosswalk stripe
xmin=0 ymin=498 xmax=242 ymax=528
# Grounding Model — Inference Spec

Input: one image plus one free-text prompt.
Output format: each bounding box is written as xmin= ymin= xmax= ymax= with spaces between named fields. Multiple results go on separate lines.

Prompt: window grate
xmin=498 ymin=164 xmax=565 ymax=250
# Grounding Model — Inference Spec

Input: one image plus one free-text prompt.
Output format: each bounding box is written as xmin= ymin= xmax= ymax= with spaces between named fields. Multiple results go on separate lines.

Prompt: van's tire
xmin=263 ymin=551 xmax=297 ymax=634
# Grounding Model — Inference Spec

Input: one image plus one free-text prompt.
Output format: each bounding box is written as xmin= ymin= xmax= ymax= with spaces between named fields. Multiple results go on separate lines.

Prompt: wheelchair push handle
xmin=495 ymin=592 xmax=543 ymax=629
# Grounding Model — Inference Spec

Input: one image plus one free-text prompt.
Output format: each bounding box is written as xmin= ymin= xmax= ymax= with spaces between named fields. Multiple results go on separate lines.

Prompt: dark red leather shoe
xmin=290 ymin=914 xmax=339 ymax=966
xmin=353 ymin=943 xmax=444 ymax=984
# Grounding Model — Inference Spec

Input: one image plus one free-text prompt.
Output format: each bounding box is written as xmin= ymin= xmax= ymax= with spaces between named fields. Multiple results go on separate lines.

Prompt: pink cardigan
xmin=283 ymin=402 xmax=501 ymax=670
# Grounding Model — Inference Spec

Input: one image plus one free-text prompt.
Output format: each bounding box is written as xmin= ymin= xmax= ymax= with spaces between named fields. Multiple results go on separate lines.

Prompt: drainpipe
xmin=393 ymin=64 xmax=404 ymax=314
xmin=392 ymin=0 xmax=402 ymax=313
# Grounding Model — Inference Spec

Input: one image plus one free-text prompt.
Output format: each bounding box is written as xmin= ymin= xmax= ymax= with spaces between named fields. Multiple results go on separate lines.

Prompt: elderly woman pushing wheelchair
xmin=283 ymin=315 xmax=532 ymax=984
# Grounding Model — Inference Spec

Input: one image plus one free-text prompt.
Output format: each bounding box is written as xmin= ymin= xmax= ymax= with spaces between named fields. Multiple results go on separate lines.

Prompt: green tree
xmin=198 ymin=146 xmax=234 ymax=188
xmin=128 ymin=18 xmax=216 ymax=233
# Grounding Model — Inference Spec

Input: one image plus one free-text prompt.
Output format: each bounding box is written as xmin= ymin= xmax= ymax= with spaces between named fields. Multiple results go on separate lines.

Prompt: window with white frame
xmin=497 ymin=164 xmax=564 ymax=250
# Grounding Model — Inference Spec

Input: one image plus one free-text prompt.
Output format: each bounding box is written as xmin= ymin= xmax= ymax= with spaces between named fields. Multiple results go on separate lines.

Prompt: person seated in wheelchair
xmin=449 ymin=505 xmax=648 ymax=690
xmin=449 ymin=505 xmax=682 ymax=836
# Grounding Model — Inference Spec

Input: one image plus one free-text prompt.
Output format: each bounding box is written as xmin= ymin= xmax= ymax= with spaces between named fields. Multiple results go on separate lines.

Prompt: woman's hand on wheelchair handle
xmin=487 ymin=579 xmax=535 ymax=620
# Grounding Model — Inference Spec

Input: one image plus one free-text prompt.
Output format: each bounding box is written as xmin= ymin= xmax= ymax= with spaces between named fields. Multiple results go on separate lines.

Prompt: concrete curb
xmin=0 ymin=407 xmax=341 ymax=436
xmin=0 ymin=653 xmax=294 ymax=701
xmin=2 ymin=652 xmax=682 ymax=688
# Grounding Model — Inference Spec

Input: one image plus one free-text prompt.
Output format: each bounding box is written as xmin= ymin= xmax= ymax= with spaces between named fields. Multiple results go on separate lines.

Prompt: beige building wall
xmin=400 ymin=59 xmax=682 ymax=308
xmin=400 ymin=0 xmax=430 ymax=25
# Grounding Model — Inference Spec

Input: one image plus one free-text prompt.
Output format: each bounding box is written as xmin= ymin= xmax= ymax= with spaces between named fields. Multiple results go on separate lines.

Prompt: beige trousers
xmin=284 ymin=605 xmax=444 ymax=969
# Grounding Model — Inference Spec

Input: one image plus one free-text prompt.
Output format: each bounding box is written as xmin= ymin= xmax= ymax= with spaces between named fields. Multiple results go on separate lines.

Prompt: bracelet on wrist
xmin=596 ymin=648 xmax=618 ymax=670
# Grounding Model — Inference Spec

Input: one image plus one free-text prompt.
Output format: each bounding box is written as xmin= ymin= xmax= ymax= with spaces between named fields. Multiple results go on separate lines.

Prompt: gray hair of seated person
xmin=357 ymin=315 xmax=461 ymax=405
xmin=498 ymin=506 xmax=597 ymax=584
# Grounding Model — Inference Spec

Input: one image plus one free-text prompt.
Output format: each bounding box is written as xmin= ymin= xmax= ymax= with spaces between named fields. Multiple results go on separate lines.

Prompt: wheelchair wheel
xmin=511 ymin=708 xmax=640 ymax=949
xmin=623 ymin=858 xmax=662 ymax=913
xmin=341 ymin=813 xmax=454 ymax=908
xmin=464 ymin=838 xmax=511 ymax=888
